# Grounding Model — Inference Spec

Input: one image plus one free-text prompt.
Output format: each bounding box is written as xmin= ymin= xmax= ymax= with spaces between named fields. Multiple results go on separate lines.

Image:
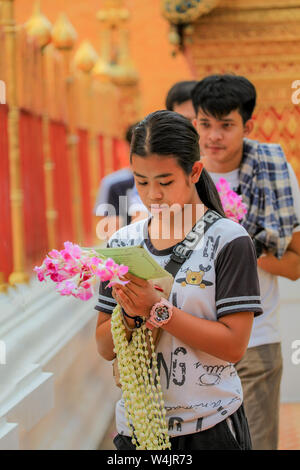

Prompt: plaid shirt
xmin=239 ymin=138 xmax=299 ymax=259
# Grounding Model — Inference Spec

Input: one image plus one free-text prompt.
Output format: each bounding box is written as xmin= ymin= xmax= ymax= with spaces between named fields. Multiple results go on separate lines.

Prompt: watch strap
xmin=146 ymin=298 xmax=173 ymax=330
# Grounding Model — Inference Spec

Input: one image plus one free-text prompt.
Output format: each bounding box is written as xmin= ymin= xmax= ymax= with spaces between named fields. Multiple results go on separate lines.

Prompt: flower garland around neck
xmin=111 ymin=304 xmax=171 ymax=450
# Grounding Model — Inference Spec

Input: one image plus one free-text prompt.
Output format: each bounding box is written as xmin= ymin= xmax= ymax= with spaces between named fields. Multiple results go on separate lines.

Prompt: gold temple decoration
xmin=0 ymin=0 xmax=141 ymax=284
xmin=51 ymin=12 xmax=77 ymax=50
xmin=74 ymin=41 xmax=100 ymax=228
xmin=97 ymin=0 xmax=129 ymax=27
xmin=92 ymin=2 xmax=121 ymax=178
xmin=74 ymin=40 xmax=99 ymax=74
xmin=94 ymin=0 xmax=138 ymax=86
xmin=2 ymin=0 xmax=29 ymax=285
xmin=92 ymin=0 xmax=140 ymax=181
xmin=172 ymin=0 xmax=300 ymax=180
xmin=99 ymin=1 xmax=139 ymax=110
xmin=25 ymin=2 xmax=57 ymax=251
xmin=162 ymin=0 xmax=220 ymax=23
xmin=52 ymin=14 xmax=83 ymax=245
xmin=91 ymin=1 xmax=122 ymax=84
xmin=110 ymin=28 xmax=138 ymax=86
xmin=91 ymin=29 xmax=113 ymax=84
xmin=25 ymin=0 xmax=52 ymax=49
xmin=161 ymin=0 xmax=220 ymax=52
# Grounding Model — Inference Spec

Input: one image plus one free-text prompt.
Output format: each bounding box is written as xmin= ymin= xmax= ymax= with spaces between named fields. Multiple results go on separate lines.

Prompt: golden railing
xmin=0 ymin=0 xmax=140 ymax=292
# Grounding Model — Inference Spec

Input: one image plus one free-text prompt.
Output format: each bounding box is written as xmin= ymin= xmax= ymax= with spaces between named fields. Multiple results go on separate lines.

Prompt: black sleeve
xmin=94 ymin=280 xmax=117 ymax=314
xmin=94 ymin=241 xmax=117 ymax=315
xmin=215 ymin=236 xmax=263 ymax=318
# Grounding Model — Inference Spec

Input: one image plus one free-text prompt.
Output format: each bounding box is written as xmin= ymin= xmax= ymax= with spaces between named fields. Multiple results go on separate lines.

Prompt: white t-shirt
xmin=209 ymin=163 xmax=300 ymax=348
xmin=95 ymin=211 xmax=263 ymax=437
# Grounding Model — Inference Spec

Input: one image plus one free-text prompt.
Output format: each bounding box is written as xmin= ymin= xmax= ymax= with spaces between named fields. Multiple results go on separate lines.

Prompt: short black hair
xmin=191 ymin=74 xmax=256 ymax=124
xmin=165 ymin=80 xmax=198 ymax=111
xmin=125 ymin=122 xmax=139 ymax=144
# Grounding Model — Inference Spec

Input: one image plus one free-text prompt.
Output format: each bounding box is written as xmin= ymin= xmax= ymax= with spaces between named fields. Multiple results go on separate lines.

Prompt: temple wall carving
xmin=174 ymin=0 xmax=300 ymax=177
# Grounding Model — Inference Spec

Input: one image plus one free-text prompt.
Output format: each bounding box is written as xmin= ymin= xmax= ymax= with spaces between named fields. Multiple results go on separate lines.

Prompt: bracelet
xmin=121 ymin=308 xmax=136 ymax=319
xmin=121 ymin=312 xmax=138 ymax=331
xmin=121 ymin=308 xmax=143 ymax=329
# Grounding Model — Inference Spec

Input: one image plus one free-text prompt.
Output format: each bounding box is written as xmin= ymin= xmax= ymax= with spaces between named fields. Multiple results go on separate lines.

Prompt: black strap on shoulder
xmin=164 ymin=210 xmax=222 ymax=278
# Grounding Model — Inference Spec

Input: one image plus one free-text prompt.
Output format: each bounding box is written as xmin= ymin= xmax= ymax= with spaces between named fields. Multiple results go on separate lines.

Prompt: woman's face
xmin=131 ymin=154 xmax=203 ymax=218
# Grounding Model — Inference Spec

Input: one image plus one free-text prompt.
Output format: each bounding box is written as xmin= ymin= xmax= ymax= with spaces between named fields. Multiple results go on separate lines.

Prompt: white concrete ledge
xmin=0 ymin=277 xmax=120 ymax=449
xmin=0 ymin=419 xmax=19 ymax=450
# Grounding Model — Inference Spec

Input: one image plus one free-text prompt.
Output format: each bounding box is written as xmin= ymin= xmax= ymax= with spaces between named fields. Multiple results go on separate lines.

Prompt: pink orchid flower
xmin=216 ymin=178 xmax=247 ymax=223
xmin=34 ymin=242 xmax=129 ymax=302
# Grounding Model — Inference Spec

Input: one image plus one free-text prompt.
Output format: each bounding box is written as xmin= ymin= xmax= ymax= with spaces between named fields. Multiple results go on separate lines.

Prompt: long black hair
xmin=130 ymin=110 xmax=225 ymax=217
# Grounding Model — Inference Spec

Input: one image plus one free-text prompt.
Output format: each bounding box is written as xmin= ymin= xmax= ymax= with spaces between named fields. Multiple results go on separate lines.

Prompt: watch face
xmin=155 ymin=305 xmax=170 ymax=322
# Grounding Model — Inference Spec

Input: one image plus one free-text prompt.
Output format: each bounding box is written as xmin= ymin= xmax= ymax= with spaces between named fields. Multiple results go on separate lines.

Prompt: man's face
xmin=173 ymin=99 xmax=196 ymax=122
xmin=194 ymin=108 xmax=253 ymax=171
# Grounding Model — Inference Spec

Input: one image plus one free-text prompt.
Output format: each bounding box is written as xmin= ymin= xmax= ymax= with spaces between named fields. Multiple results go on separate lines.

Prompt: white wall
xmin=278 ymin=277 xmax=300 ymax=403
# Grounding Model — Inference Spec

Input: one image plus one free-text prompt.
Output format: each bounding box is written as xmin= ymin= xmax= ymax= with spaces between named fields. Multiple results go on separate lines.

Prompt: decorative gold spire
xmin=51 ymin=12 xmax=77 ymax=50
xmin=161 ymin=0 xmax=220 ymax=52
xmin=74 ymin=40 xmax=99 ymax=74
xmin=110 ymin=29 xmax=138 ymax=86
xmin=92 ymin=3 xmax=115 ymax=84
xmin=91 ymin=30 xmax=113 ymax=83
xmin=94 ymin=0 xmax=138 ymax=86
xmin=97 ymin=0 xmax=129 ymax=28
xmin=25 ymin=0 xmax=52 ymax=49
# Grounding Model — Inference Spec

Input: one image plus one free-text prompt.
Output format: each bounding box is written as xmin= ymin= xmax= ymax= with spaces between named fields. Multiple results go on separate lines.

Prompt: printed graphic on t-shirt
xmin=203 ymin=235 xmax=221 ymax=260
xmin=176 ymin=265 xmax=213 ymax=288
xmin=156 ymin=346 xmax=187 ymax=389
xmin=194 ymin=360 xmax=238 ymax=387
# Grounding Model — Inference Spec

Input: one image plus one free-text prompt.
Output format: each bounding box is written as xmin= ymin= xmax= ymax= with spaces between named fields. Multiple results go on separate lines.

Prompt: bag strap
xmin=164 ymin=210 xmax=222 ymax=278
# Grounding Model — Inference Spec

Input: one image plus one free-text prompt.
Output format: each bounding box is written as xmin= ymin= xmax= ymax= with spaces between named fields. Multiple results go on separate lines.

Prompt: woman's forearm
xmin=95 ymin=305 xmax=253 ymax=364
xmin=95 ymin=317 xmax=116 ymax=361
xmin=161 ymin=307 xmax=253 ymax=363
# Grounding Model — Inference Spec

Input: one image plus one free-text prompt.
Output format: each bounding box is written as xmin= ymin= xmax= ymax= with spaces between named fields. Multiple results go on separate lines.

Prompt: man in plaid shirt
xmin=191 ymin=74 xmax=300 ymax=450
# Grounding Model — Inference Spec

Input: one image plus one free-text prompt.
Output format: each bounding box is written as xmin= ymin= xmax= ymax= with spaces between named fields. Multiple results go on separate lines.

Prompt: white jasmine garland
xmin=111 ymin=304 xmax=171 ymax=450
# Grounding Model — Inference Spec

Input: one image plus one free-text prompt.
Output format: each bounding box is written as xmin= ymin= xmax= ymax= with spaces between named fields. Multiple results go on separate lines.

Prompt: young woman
xmin=95 ymin=110 xmax=263 ymax=450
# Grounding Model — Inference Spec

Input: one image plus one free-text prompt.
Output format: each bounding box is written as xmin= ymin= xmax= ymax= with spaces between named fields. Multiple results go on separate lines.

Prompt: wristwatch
xmin=145 ymin=298 xmax=173 ymax=330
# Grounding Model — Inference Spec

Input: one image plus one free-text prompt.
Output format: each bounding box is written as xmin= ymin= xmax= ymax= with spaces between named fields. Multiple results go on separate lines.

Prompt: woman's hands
xmin=112 ymin=273 xmax=161 ymax=318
